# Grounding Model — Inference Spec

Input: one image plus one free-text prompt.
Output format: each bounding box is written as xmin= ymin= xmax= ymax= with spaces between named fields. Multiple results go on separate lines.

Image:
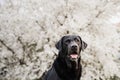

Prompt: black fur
xmin=40 ymin=35 xmax=87 ymax=80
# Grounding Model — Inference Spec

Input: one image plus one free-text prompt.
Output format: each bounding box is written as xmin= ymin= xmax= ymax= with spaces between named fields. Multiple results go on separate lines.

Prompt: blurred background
xmin=0 ymin=0 xmax=120 ymax=80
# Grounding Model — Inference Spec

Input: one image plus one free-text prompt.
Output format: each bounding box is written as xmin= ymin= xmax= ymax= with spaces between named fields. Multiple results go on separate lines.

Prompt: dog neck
xmin=53 ymin=56 xmax=81 ymax=80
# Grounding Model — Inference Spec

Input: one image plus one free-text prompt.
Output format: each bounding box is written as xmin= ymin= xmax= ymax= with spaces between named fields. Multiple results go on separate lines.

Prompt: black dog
xmin=41 ymin=35 xmax=87 ymax=80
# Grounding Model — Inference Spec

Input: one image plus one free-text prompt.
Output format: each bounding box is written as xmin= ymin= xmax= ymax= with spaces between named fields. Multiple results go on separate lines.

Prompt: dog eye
xmin=65 ymin=39 xmax=71 ymax=43
xmin=74 ymin=38 xmax=79 ymax=42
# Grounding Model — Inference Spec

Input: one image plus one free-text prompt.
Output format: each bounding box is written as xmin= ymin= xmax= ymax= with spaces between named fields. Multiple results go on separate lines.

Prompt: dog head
xmin=56 ymin=35 xmax=87 ymax=62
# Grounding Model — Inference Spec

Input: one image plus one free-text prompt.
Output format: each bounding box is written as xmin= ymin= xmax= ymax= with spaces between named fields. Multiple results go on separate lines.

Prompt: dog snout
xmin=71 ymin=45 xmax=77 ymax=50
xmin=70 ymin=41 xmax=78 ymax=51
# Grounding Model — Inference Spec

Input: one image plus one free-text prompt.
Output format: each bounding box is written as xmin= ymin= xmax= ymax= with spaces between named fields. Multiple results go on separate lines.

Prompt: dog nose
xmin=71 ymin=45 xmax=77 ymax=50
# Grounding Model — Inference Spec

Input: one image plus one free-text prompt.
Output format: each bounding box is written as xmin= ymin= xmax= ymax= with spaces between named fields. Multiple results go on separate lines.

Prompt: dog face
xmin=56 ymin=35 xmax=87 ymax=61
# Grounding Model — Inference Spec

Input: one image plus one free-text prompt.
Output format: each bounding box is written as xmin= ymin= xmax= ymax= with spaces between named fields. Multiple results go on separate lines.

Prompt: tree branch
xmin=0 ymin=39 xmax=15 ymax=54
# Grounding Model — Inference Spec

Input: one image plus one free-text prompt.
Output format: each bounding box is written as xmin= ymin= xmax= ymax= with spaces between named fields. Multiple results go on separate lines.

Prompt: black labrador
xmin=40 ymin=35 xmax=87 ymax=80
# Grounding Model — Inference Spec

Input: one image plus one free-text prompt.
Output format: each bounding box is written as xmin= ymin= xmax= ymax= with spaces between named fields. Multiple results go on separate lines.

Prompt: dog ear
xmin=55 ymin=40 xmax=62 ymax=50
xmin=81 ymin=41 xmax=87 ymax=51
xmin=78 ymin=36 xmax=87 ymax=51
xmin=55 ymin=36 xmax=65 ymax=50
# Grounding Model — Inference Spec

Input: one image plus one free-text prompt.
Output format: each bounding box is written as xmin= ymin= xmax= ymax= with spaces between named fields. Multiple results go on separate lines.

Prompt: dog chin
xmin=67 ymin=54 xmax=80 ymax=69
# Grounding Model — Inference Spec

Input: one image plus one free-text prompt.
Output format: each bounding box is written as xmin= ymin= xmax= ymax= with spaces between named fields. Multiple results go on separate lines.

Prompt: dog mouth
xmin=70 ymin=54 xmax=78 ymax=59
xmin=69 ymin=52 xmax=79 ymax=59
